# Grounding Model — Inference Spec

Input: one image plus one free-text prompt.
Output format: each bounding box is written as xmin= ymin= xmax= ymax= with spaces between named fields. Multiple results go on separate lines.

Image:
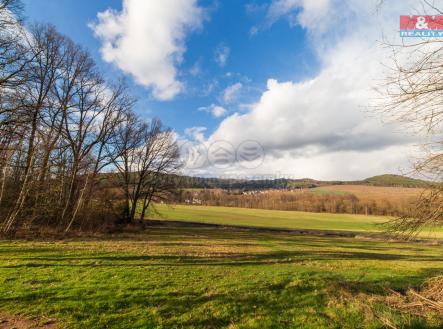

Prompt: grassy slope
xmin=150 ymin=205 xmax=387 ymax=232
xmin=149 ymin=204 xmax=443 ymax=238
xmin=0 ymin=225 xmax=442 ymax=328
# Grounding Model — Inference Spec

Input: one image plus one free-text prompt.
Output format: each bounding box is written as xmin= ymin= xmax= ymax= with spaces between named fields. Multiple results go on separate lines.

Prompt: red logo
xmin=400 ymin=15 xmax=443 ymax=30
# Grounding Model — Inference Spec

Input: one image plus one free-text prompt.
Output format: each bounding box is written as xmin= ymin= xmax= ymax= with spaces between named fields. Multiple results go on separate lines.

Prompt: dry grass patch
xmin=0 ymin=313 xmax=57 ymax=329
xmin=318 ymin=185 xmax=423 ymax=203
xmin=386 ymin=275 xmax=443 ymax=319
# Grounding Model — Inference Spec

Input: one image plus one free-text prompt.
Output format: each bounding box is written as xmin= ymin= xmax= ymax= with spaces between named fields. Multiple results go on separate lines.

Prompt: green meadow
xmin=149 ymin=204 xmax=443 ymax=238
xmin=0 ymin=224 xmax=442 ymax=328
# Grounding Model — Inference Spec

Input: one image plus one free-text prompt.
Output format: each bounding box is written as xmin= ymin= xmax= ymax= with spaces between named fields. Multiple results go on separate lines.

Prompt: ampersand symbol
xmin=415 ymin=16 xmax=428 ymax=29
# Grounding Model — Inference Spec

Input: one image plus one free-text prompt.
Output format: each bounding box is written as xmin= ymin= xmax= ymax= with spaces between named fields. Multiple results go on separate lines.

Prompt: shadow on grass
xmin=0 ymin=225 xmax=442 ymax=328
xmin=0 ymin=268 xmax=441 ymax=329
xmin=1 ymin=244 xmax=443 ymax=268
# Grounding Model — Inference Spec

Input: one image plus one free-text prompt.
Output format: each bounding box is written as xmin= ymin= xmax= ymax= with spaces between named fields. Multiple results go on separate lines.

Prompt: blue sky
xmin=22 ymin=0 xmax=318 ymax=134
xmin=20 ymin=0 xmax=425 ymax=180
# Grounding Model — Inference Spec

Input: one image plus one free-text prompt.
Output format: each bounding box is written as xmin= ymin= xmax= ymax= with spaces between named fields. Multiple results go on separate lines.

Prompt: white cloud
xmin=189 ymin=61 xmax=202 ymax=77
xmin=185 ymin=126 xmax=207 ymax=143
xmin=214 ymin=43 xmax=230 ymax=67
xmin=184 ymin=143 xmax=415 ymax=181
xmin=192 ymin=0 xmax=424 ymax=180
xmin=199 ymin=104 xmax=227 ymax=118
xmin=223 ymin=82 xmax=242 ymax=103
xmin=266 ymin=0 xmax=300 ymax=22
xmin=255 ymin=0 xmax=331 ymax=32
xmin=211 ymin=105 xmax=227 ymax=118
xmin=90 ymin=0 xmax=203 ymax=100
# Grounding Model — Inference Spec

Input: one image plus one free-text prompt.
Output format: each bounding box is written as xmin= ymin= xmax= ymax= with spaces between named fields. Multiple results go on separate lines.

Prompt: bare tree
xmin=137 ymin=120 xmax=180 ymax=222
xmin=110 ymin=111 xmax=144 ymax=223
xmin=0 ymin=0 xmax=28 ymax=89
xmin=1 ymin=24 xmax=64 ymax=232
xmin=61 ymin=81 xmax=132 ymax=232
xmin=379 ymin=14 xmax=443 ymax=236
xmin=112 ymin=116 xmax=180 ymax=224
xmin=80 ymin=82 xmax=133 ymax=207
xmin=0 ymin=13 xmax=179 ymax=235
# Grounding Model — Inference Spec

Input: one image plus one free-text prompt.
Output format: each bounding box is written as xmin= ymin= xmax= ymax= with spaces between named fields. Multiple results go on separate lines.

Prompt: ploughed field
xmin=0 ymin=223 xmax=443 ymax=328
xmin=150 ymin=204 xmax=443 ymax=238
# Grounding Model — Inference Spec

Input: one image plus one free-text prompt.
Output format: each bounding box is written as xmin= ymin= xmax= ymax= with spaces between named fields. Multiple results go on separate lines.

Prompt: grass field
xmin=0 ymin=224 xmax=443 ymax=328
xmin=149 ymin=204 xmax=443 ymax=238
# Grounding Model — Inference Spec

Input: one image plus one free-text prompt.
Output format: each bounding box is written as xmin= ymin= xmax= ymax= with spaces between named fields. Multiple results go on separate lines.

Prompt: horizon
xmin=171 ymin=172 xmax=425 ymax=183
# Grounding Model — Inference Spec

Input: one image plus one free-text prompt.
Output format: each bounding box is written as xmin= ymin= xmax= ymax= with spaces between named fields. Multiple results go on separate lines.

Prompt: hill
xmin=362 ymin=174 xmax=430 ymax=188
xmin=174 ymin=174 xmax=430 ymax=190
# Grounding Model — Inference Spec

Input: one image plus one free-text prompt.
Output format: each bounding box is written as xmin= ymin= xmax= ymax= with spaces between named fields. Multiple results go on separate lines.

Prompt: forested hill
xmin=361 ymin=175 xmax=429 ymax=188
xmin=173 ymin=174 xmax=430 ymax=190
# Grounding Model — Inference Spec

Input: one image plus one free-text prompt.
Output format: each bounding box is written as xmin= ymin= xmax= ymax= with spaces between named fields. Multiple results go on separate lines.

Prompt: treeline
xmin=0 ymin=1 xmax=179 ymax=234
xmin=176 ymin=189 xmax=417 ymax=216
xmin=174 ymin=174 xmax=429 ymax=190
xmin=176 ymin=177 xmax=321 ymax=190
